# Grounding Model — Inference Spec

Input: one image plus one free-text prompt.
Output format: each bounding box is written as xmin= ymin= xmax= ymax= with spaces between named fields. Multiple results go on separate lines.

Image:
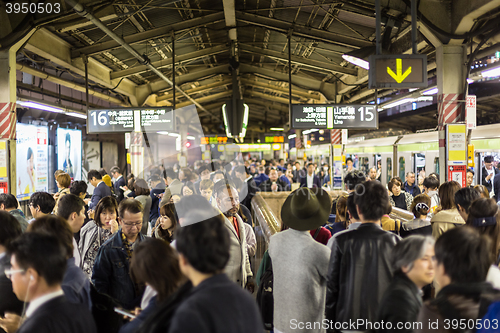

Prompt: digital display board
xmin=87 ymin=109 xmax=135 ymax=133
xmin=140 ymin=108 xmax=174 ymax=131
xmin=291 ymin=104 xmax=378 ymax=129
xmin=16 ymin=124 xmax=49 ymax=200
xmin=57 ymin=128 xmax=82 ymax=180
xmin=369 ymin=54 xmax=428 ymax=89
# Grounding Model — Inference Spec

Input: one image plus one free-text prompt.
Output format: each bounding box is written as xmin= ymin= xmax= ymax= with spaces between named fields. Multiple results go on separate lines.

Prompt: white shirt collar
xmin=25 ymin=289 xmax=64 ymax=318
xmin=97 ymin=181 xmax=104 ymax=187
xmin=307 ymin=173 xmax=314 ymax=188
xmin=116 ymin=175 xmax=123 ymax=180
xmin=0 ymin=252 xmax=5 ymax=260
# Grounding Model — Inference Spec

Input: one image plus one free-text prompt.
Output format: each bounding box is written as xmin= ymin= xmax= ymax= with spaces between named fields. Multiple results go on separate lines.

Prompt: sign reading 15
xmin=91 ymin=111 xmax=108 ymax=126
xmin=357 ymin=107 xmax=374 ymax=122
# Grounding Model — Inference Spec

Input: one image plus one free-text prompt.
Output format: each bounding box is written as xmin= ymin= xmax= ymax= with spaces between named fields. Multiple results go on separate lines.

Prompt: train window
xmin=359 ymin=157 xmax=369 ymax=175
xmin=415 ymin=153 xmax=425 ymax=174
xmin=387 ymin=158 xmax=392 ymax=183
xmin=434 ymin=157 xmax=439 ymax=176
xmin=399 ymin=157 xmax=405 ymax=180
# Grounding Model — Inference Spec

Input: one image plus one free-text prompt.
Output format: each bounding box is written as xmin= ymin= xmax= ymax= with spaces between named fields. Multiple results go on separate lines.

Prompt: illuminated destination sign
xmin=201 ymin=136 xmax=228 ymax=144
xmin=88 ymin=107 xmax=175 ymax=133
xmin=140 ymin=108 xmax=174 ymax=131
xmin=88 ymin=109 xmax=134 ymax=133
xmin=291 ymin=104 xmax=378 ymax=129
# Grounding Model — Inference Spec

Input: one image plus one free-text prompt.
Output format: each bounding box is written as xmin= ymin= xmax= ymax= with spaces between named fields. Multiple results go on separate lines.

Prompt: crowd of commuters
xmin=0 ymin=156 xmax=499 ymax=333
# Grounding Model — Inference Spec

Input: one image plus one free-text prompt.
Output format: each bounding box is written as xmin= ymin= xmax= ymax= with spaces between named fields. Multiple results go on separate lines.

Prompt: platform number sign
xmin=291 ymin=104 xmax=378 ymax=130
xmin=88 ymin=109 xmax=134 ymax=133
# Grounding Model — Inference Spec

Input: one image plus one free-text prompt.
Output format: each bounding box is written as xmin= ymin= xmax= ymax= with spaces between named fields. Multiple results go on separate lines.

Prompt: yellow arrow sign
xmin=387 ymin=58 xmax=412 ymax=83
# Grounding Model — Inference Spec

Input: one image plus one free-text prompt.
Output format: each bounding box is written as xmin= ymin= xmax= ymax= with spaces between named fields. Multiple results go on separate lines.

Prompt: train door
xmin=379 ymin=153 xmax=391 ymax=185
xmin=398 ymin=152 xmax=412 ymax=180
xmin=357 ymin=154 xmax=371 ymax=176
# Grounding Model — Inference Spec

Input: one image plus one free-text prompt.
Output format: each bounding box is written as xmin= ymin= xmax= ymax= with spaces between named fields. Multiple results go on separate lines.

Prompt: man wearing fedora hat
xmin=269 ymin=187 xmax=332 ymax=333
xmin=326 ymin=181 xmax=400 ymax=332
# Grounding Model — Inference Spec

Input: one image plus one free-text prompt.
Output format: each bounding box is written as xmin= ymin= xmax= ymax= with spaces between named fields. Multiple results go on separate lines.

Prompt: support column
xmin=0 ymin=49 xmax=19 ymax=195
xmin=436 ymin=45 xmax=467 ymax=180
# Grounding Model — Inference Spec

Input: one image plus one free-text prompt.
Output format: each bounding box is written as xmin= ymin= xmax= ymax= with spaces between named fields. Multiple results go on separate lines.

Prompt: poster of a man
xmin=57 ymin=128 xmax=82 ymax=181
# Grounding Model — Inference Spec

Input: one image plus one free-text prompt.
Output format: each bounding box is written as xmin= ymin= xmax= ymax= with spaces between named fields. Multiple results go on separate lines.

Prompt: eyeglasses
xmin=122 ymin=221 xmax=143 ymax=227
xmin=4 ymin=268 xmax=25 ymax=280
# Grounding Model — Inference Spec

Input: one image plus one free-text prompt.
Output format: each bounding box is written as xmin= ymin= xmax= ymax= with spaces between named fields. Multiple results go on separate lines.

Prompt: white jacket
xmin=222 ymin=214 xmax=252 ymax=287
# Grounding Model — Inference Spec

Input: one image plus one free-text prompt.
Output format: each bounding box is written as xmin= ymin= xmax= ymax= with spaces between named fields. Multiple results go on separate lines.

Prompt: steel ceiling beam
xmin=110 ymin=44 xmax=229 ymax=79
xmin=147 ymin=65 xmax=229 ymax=94
xmin=240 ymin=44 xmax=357 ymax=76
xmin=71 ymin=12 xmax=225 ymax=58
xmin=175 ymin=90 xmax=232 ymax=109
xmin=239 ymin=63 xmax=336 ymax=100
xmin=241 ymin=78 xmax=321 ymax=100
xmin=16 ymin=63 xmax=127 ymax=106
xmin=156 ymin=78 xmax=232 ymax=102
xmin=235 ymin=11 xmax=373 ymax=49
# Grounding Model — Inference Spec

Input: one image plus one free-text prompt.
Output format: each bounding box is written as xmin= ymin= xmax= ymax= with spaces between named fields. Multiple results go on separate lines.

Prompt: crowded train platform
xmin=2 ymin=0 xmax=500 ymax=332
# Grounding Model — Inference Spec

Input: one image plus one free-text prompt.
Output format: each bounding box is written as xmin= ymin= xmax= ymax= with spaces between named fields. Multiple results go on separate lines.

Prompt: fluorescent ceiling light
xmin=288 ymin=134 xmax=296 ymax=139
xmin=157 ymin=131 xmax=169 ymax=135
xmin=422 ymin=87 xmax=438 ymax=95
xmin=17 ymin=101 xmax=63 ymax=113
xmin=66 ymin=112 xmax=87 ymax=119
xmin=270 ymin=127 xmax=284 ymax=131
xmin=342 ymin=54 xmax=370 ymax=70
xmin=302 ymin=129 xmax=319 ymax=135
xmin=382 ymin=98 xmax=414 ymax=109
xmin=168 ymin=133 xmax=180 ymax=137
xmin=416 ymin=96 xmax=433 ymax=102
xmin=481 ymin=66 xmax=500 ymax=78
xmin=467 ymin=78 xmax=474 ymax=84
xmin=187 ymin=135 xmax=195 ymax=140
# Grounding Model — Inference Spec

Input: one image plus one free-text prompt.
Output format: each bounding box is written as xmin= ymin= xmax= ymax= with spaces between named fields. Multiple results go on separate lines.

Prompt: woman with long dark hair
xmin=78 ymin=196 xmax=119 ymax=278
xmin=152 ymin=202 xmax=179 ymax=243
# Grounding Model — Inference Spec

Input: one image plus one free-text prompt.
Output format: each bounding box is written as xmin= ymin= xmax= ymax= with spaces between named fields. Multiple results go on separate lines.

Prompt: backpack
xmin=90 ymin=283 xmax=123 ymax=333
xmin=256 ymin=257 xmax=274 ymax=330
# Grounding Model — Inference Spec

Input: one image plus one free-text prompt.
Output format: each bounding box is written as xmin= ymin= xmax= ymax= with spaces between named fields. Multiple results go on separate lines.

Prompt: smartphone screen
xmin=114 ymin=307 xmax=136 ymax=319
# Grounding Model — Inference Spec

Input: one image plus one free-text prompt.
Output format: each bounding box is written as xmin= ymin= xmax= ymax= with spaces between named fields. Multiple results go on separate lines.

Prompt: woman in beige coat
xmin=430 ymin=181 xmax=464 ymax=239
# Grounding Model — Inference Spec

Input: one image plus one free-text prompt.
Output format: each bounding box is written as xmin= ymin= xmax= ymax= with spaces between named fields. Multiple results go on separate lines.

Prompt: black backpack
xmin=90 ymin=283 xmax=123 ymax=333
xmin=256 ymin=257 xmax=274 ymax=330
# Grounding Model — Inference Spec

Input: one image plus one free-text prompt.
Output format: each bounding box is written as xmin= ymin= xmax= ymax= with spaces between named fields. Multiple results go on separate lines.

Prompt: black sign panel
xmin=87 ymin=109 xmax=134 ymax=133
xmin=291 ymin=104 xmax=378 ymax=129
xmin=368 ymin=54 xmax=428 ymax=89
xmin=140 ymin=108 xmax=174 ymax=131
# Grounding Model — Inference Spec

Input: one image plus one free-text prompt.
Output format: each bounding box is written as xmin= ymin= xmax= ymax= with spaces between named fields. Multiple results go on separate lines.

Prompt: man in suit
xmin=169 ymin=210 xmax=264 ymax=333
xmin=87 ymin=169 xmax=111 ymax=211
xmin=259 ymin=168 xmax=290 ymax=192
xmin=253 ymin=166 xmax=269 ymax=187
xmin=0 ymin=212 xmax=24 ymax=333
xmin=300 ymin=162 xmax=321 ymax=188
xmin=110 ymin=166 xmax=126 ymax=202
xmin=481 ymin=155 xmax=499 ymax=194
xmin=233 ymin=166 xmax=257 ymax=211
xmin=214 ymin=181 xmax=253 ymax=291
xmin=1 ymin=233 xmax=96 ymax=333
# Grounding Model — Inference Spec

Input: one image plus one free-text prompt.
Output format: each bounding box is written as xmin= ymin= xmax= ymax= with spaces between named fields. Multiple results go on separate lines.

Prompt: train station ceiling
xmin=2 ymin=0 xmax=500 ymax=135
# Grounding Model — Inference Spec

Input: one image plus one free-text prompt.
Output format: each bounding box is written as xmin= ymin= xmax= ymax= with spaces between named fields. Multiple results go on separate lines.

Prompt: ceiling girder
xmin=239 ymin=63 xmax=336 ymax=100
xmin=110 ymin=44 xmax=229 ymax=79
xmin=71 ymin=12 xmax=225 ymax=58
xmin=241 ymin=78 xmax=320 ymax=100
xmin=235 ymin=11 xmax=373 ymax=49
xmin=239 ymin=44 xmax=357 ymax=76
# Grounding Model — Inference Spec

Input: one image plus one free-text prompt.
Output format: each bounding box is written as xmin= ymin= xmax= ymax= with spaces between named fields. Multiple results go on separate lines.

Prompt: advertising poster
xmin=16 ymin=123 xmax=49 ymax=200
xmin=57 ymin=128 xmax=82 ymax=180
xmin=83 ymin=141 xmax=101 ymax=179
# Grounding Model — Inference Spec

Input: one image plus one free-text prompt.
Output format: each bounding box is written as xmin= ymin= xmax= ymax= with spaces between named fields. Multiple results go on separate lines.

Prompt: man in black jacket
xmin=169 ymin=211 xmax=263 ymax=333
xmin=481 ymin=155 xmax=499 ymax=194
xmin=233 ymin=166 xmax=257 ymax=211
xmin=259 ymin=168 xmax=289 ymax=192
xmin=110 ymin=166 xmax=126 ymax=202
xmin=1 ymin=233 xmax=96 ymax=333
xmin=326 ymin=181 xmax=399 ymax=332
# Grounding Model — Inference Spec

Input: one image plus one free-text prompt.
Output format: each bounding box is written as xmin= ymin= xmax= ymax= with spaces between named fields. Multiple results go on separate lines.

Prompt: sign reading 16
xmin=91 ymin=111 xmax=108 ymax=126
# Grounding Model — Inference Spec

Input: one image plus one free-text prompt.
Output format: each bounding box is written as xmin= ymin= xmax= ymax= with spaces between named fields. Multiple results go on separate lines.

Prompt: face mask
xmin=323 ymin=167 xmax=328 ymax=171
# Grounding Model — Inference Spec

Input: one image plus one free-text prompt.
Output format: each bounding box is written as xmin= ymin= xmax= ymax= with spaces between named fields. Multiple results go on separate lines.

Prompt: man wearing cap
xmin=326 ymin=181 xmax=399 ymax=332
xmin=481 ymin=155 xmax=499 ymax=194
xmin=269 ymin=187 xmax=332 ymax=333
